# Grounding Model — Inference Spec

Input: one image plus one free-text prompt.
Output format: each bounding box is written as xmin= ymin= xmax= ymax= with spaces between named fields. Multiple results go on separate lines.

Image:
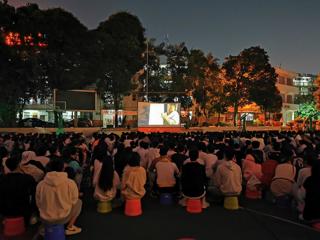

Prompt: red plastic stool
xmin=186 ymin=199 xmax=202 ymax=214
xmin=3 ymin=217 xmax=26 ymax=237
xmin=245 ymin=189 xmax=262 ymax=199
xmin=124 ymin=199 xmax=142 ymax=217
xmin=312 ymin=222 xmax=320 ymax=231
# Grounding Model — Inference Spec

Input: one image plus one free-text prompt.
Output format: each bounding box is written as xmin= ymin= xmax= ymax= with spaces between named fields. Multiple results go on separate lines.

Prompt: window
xmin=287 ymin=95 xmax=293 ymax=104
xmin=286 ymin=78 xmax=293 ymax=86
xmin=278 ymin=77 xmax=285 ymax=84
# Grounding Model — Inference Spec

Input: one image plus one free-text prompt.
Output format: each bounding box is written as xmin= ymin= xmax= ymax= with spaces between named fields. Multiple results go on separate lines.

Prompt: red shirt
xmin=261 ymin=159 xmax=278 ymax=187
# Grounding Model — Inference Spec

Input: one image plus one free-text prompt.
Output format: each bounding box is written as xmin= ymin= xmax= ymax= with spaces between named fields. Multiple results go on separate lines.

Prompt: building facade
xmin=275 ymin=67 xmax=299 ymax=125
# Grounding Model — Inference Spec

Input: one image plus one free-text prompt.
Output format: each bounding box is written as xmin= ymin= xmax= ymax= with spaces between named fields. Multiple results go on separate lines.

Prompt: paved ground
xmin=1 ymin=194 xmax=320 ymax=240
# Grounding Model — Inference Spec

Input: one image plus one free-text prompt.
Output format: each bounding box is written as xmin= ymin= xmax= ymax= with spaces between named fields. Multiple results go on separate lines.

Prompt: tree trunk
xmin=264 ymin=111 xmax=267 ymax=125
xmin=217 ymin=112 xmax=221 ymax=124
xmin=114 ymin=94 xmax=119 ymax=128
xmin=309 ymin=117 xmax=313 ymax=131
xmin=233 ymin=103 xmax=238 ymax=127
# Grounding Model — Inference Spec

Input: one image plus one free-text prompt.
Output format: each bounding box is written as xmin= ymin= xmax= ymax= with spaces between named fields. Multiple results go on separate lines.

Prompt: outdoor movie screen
xmin=138 ymin=102 xmax=181 ymax=127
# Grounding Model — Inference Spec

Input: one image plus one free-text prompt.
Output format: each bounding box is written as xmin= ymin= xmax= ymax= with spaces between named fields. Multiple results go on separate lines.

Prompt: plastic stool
xmin=45 ymin=224 xmax=65 ymax=240
xmin=224 ymin=196 xmax=239 ymax=210
xmin=97 ymin=201 xmax=112 ymax=214
xmin=312 ymin=222 xmax=320 ymax=231
xmin=245 ymin=189 xmax=262 ymax=199
xmin=276 ymin=195 xmax=291 ymax=208
xmin=160 ymin=193 xmax=173 ymax=205
xmin=125 ymin=199 xmax=142 ymax=217
xmin=186 ymin=199 xmax=202 ymax=214
xmin=3 ymin=216 xmax=25 ymax=237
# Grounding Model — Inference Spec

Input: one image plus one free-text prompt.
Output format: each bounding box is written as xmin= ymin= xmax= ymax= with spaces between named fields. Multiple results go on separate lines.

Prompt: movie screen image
xmin=138 ymin=102 xmax=181 ymax=127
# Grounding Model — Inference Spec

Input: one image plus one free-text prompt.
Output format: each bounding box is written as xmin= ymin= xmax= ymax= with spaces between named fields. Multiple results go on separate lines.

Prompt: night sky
xmin=9 ymin=0 xmax=320 ymax=74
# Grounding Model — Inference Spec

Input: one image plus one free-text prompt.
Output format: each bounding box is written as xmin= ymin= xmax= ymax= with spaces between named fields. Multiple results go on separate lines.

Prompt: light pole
xmin=146 ymin=39 xmax=149 ymax=102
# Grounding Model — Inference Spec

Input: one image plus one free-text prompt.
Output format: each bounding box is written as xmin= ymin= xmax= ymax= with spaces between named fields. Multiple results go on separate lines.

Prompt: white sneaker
xmin=65 ymin=225 xmax=82 ymax=236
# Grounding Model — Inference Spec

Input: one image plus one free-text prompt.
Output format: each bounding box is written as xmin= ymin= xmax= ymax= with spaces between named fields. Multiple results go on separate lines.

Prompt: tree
xmin=297 ymin=102 xmax=319 ymax=130
xmin=0 ymin=2 xmax=48 ymax=126
xmin=222 ymin=54 xmax=250 ymax=126
xmin=247 ymin=49 xmax=282 ymax=121
xmin=188 ymin=50 xmax=220 ymax=121
xmin=222 ymin=46 xmax=281 ymax=126
xmin=137 ymin=39 xmax=168 ymax=102
xmin=165 ymin=42 xmax=190 ymax=95
xmin=313 ymin=74 xmax=320 ymax=109
xmin=0 ymin=2 xmax=94 ymax=126
xmin=94 ymin=12 xmax=146 ymax=127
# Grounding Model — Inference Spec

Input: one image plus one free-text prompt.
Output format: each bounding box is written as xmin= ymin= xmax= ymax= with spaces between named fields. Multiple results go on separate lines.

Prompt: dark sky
xmin=9 ymin=0 xmax=320 ymax=74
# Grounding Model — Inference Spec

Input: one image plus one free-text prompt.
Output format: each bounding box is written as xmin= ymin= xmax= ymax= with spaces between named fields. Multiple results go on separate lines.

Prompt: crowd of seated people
xmin=0 ymin=130 xmax=320 ymax=237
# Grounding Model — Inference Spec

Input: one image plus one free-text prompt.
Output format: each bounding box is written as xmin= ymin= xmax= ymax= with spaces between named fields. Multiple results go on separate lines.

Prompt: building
xmin=293 ymin=74 xmax=316 ymax=96
xmin=275 ymin=67 xmax=299 ymax=125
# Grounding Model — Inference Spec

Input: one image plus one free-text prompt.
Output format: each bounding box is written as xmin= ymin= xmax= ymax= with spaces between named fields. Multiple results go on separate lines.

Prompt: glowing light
xmin=4 ymin=31 xmax=47 ymax=48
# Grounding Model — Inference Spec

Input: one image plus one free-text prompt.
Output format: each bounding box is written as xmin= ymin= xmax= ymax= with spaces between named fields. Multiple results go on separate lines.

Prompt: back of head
xmin=47 ymin=158 xmax=64 ymax=172
xmin=189 ymin=149 xmax=199 ymax=162
xmin=304 ymin=151 xmax=317 ymax=166
xmin=207 ymin=144 xmax=215 ymax=154
xmin=252 ymin=141 xmax=260 ymax=149
xmin=36 ymin=144 xmax=47 ymax=156
xmin=159 ymin=146 xmax=169 ymax=156
xmin=224 ymin=147 xmax=235 ymax=161
xmin=128 ymin=152 xmax=140 ymax=167
xmin=5 ymin=155 xmax=21 ymax=172
xmin=280 ymin=145 xmax=294 ymax=163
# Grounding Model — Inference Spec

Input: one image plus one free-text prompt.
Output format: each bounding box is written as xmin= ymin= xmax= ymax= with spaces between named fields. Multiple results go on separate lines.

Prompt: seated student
xmin=302 ymin=160 xmax=320 ymax=222
xmin=171 ymin=144 xmax=188 ymax=171
xmin=252 ymin=140 xmax=265 ymax=163
xmin=121 ymin=152 xmax=147 ymax=200
xmin=213 ymin=147 xmax=242 ymax=197
xmin=293 ymin=151 xmax=316 ymax=213
xmin=242 ymin=151 xmax=263 ymax=198
xmin=36 ymin=158 xmax=82 ymax=236
xmin=180 ymin=149 xmax=209 ymax=208
xmin=261 ymin=145 xmax=280 ymax=189
xmin=0 ymin=155 xmax=36 ymax=225
xmin=155 ymin=146 xmax=179 ymax=193
xmin=270 ymin=146 xmax=296 ymax=198
xmin=94 ymin=156 xmax=120 ymax=203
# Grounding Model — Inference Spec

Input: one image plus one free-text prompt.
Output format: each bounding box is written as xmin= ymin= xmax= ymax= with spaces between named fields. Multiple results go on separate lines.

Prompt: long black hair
xmin=98 ymin=155 xmax=114 ymax=192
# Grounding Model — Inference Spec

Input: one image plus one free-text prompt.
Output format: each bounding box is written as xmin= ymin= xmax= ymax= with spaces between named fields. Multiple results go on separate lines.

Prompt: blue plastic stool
xmin=160 ymin=193 xmax=173 ymax=205
xmin=45 ymin=224 xmax=66 ymax=240
xmin=276 ymin=195 xmax=291 ymax=208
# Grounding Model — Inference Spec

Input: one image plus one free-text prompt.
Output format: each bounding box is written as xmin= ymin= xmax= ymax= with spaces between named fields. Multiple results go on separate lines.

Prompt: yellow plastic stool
xmin=97 ymin=201 xmax=112 ymax=214
xmin=224 ymin=196 xmax=239 ymax=210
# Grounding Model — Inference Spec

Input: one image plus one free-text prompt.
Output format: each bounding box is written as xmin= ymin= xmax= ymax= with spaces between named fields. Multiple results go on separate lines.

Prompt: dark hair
xmin=252 ymin=141 xmax=260 ymax=149
xmin=304 ymin=151 xmax=317 ymax=166
xmin=65 ymin=166 xmax=76 ymax=179
xmin=224 ymin=147 xmax=235 ymax=161
xmin=35 ymin=144 xmax=47 ymax=156
xmin=159 ymin=146 xmax=168 ymax=156
xmin=128 ymin=152 xmax=140 ymax=167
xmin=311 ymin=160 xmax=320 ymax=186
xmin=189 ymin=149 xmax=199 ymax=161
xmin=47 ymin=158 xmax=64 ymax=172
xmin=216 ymin=150 xmax=224 ymax=160
xmin=98 ymin=156 xmax=114 ymax=192
xmin=5 ymin=155 xmax=21 ymax=171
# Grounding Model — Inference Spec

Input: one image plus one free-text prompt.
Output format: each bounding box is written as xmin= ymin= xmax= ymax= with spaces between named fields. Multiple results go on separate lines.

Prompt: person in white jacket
xmin=36 ymin=158 xmax=82 ymax=236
